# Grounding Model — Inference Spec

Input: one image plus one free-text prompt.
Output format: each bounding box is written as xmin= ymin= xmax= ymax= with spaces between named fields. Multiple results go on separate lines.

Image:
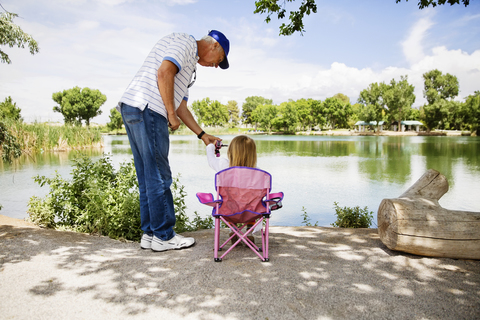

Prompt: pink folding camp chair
xmin=196 ymin=166 xmax=283 ymax=262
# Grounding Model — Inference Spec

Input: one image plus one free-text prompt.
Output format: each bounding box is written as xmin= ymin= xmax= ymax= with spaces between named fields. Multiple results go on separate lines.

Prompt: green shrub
xmin=0 ymin=120 xmax=22 ymax=162
xmin=28 ymin=154 xmax=212 ymax=241
xmin=331 ymin=202 xmax=373 ymax=228
xmin=300 ymin=206 xmax=318 ymax=226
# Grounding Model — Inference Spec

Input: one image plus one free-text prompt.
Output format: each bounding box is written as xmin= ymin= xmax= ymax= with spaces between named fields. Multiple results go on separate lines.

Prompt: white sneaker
xmin=140 ymin=234 xmax=153 ymax=250
xmin=151 ymin=234 xmax=195 ymax=252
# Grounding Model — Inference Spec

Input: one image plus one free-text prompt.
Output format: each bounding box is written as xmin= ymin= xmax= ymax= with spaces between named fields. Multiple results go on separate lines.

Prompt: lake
xmin=1 ymin=134 xmax=479 ymax=227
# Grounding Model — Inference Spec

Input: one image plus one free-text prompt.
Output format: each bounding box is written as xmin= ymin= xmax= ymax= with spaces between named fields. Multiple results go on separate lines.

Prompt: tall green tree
xmin=0 ymin=11 xmax=39 ymax=64
xmin=463 ymin=91 xmax=480 ymax=135
xmin=295 ymin=98 xmax=313 ymax=130
xmin=226 ymin=100 xmax=240 ymax=127
xmin=191 ymin=98 xmax=229 ymax=127
xmin=251 ymin=104 xmax=278 ymax=132
xmin=323 ymin=96 xmax=352 ymax=129
xmin=253 ymin=0 xmax=470 ymax=35
xmin=273 ymin=101 xmax=298 ymax=133
xmin=0 ymin=96 xmax=22 ymax=121
xmin=383 ymin=75 xmax=416 ymax=131
xmin=310 ymin=99 xmax=326 ymax=129
xmin=421 ymin=69 xmax=459 ymax=131
xmin=357 ymin=82 xmax=388 ymax=132
xmin=107 ymin=107 xmax=123 ymax=133
xmin=52 ymin=87 xmax=106 ymax=126
xmin=242 ymin=96 xmax=273 ymax=125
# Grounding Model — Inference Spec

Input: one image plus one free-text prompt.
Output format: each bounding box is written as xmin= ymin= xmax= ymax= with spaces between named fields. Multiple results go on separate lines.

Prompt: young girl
xmin=206 ymin=135 xmax=258 ymax=243
xmin=206 ymin=134 xmax=257 ymax=172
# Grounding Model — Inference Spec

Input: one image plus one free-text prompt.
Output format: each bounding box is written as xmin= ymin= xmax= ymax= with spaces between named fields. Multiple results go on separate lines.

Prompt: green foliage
xmin=395 ymin=0 xmax=469 ymax=9
xmin=251 ymin=104 xmax=278 ymax=132
xmin=4 ymin=120 xmax=102 ymax=153
xmin=383 ymin=75 xmax=416 ymax=130
xmin=463 ymin=91 xmax=480 ymax=135
xmin=172 ymin=174 xmax=214 ymax=233
xmin=0 ymin=120 xmax=22 ymax=162
xmin=358 ymin=82 xmax=388 ymax=130
xmin=242 ymin=96 xmax=273 ymax=125
xmin=226 ymin=100 xmax=241 ymax=127
xmin=254 ymin=0 xmax=317 ymax=35
xmin=324 ymin=96 xmax=353 ymax=129
xmin=191 ymin=98 xmax=229 ymax=127
xmin=0 ymin=96 xmax=22 ymax=121
xmin=52 ymin=86 xmax=106 ymax=126
xmin=423 ymin=69 xmax=459 ymax=105
xmin=420 ymin=69 xmax=460 ymax=131
xmin=300 ymin=206 xmax=318 ymax=226
xmin=331 ymin=202 xmax=373 ymax=228
xmin=0 ymin=12 xmax=39 ymax=64
xmin=107 ymin=107 xmax=123 ymax=133
xmin=27 ymin=154 xmax=212 ymax=241
xmin=254 ymin=1 xmax=470 ymax=36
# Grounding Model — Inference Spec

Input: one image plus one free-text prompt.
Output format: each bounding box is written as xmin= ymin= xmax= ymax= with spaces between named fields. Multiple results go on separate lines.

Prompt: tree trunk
xmin=378 ymin=169 xmax=480 ymax=259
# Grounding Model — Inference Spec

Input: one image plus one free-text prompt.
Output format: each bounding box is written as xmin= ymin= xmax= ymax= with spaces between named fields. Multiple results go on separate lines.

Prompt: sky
xmin=1 ymin=0 xmax=479 ymax=124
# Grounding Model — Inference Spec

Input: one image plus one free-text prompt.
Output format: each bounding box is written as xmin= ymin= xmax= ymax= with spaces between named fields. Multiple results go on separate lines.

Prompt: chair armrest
xmin=265 ymin=192 xmax=284 ymax=211
xmin=196 ymin=192 xmax=222 ymax=207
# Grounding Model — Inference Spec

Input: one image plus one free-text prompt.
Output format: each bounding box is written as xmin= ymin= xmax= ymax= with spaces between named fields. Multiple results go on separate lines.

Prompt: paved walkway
xmin=1 ymin=215 xmax=479 ymax=319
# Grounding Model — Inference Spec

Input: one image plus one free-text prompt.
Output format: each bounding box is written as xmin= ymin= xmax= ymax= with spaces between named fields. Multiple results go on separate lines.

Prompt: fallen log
xmin=377 ymin=169 xmax=480 ymax=260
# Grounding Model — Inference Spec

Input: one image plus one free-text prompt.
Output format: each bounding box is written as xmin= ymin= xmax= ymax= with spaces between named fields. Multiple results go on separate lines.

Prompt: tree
xmin=191 ymin=98 xmax=229 ymax=127
xmin=252 ymin=104 xmax=278 ymax=132
xmin=0 ymin=96 xmax=22 ymax=121
xmin=383 ymin=75 xmax=416 ymax=131
xmin=463 ymin=91 xmax=480 ymax=135
xmin=295 ymin=98 xmax=313 ymax=130
xmin=310 ymin=99 xmax=326 ymax=129
xmin=357 ymin=82 xmax=388 ymax=132
xmin=254 ymin=0 xmax=470 ymax=36
xmin=395 ymin=0 xmax=469 ymax=9
xmin=421 ymin=69 xmax=459 ymax=131
xmin=226 ymin=100 xmax=241 ymax=127
xmin=0 ymin=11 xmax=39 ymax=64
xmin=242 ymin=96 xmax=273 ymax=125
xmin=273 ymin=101 xmax=298 ymax=133
xmin=323 ymin=96 xmax=352 ymax=129
xmin=52 ymin=87 xmax=106 ymax=126
xmin=107 ymin=107 xmax=123 ymax=133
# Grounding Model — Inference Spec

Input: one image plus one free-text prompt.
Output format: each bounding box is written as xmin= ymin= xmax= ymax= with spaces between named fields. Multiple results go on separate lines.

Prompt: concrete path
xmin=1 ymin=215 xmax=479 ymax=320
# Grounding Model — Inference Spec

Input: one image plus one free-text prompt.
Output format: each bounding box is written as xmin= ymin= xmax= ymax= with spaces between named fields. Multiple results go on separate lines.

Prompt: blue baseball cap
xmin=208 ymin=30 xmax=229 ymax=69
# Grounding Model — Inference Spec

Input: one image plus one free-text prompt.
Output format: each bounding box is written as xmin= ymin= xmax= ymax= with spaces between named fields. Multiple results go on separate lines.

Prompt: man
xmin=117 ymin=30 xmax=230 ymax=252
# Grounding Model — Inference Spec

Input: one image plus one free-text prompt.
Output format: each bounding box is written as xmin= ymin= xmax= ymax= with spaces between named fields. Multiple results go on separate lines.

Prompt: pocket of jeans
xmin=122 ymin=107 xmax=143 ymax=125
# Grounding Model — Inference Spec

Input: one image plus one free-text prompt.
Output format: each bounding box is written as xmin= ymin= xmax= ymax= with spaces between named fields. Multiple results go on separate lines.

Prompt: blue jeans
xmin=120 ymin=103 xmax=175 ymax=241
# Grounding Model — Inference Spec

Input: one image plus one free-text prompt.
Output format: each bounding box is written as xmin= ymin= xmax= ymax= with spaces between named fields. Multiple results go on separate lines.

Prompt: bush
xmin=300 ymin=206 xmax=318 ymax=226
xmin=28 ymin=154 xmax=212 ymax=241
xmin=331 ymin=202 xmax=373 ymax=228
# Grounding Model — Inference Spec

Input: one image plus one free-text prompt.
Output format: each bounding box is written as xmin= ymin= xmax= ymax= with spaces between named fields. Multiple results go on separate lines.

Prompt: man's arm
xmin=157 ymin=60 xmax=181 ymax=130
xmin=176 ymin=100 xmax=220 ymax=146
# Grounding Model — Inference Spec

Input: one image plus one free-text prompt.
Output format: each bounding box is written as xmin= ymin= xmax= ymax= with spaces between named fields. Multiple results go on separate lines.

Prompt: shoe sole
xmin=151 ymin=240 xmax=196 ymax=252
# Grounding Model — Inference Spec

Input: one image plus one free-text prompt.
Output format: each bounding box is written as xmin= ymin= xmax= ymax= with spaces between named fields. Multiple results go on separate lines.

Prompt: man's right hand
xmin=168 ymin=113 xmax=181 ymax=131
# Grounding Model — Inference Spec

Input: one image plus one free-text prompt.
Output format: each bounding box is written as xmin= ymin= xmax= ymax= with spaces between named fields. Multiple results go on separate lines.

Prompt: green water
xmin=1 ymin=135 xmax=479 ymax=227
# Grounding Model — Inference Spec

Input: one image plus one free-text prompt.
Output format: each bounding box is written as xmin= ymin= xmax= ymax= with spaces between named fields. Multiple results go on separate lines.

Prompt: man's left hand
xmin=201 ymin=133 xmax=221 ymax=146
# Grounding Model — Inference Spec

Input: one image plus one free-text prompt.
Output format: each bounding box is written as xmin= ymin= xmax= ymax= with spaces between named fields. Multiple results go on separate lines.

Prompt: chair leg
xmin=214 ymin=217 xmax=222 ymax=262
xmin=263 ymin=216 xmax=270 ymax=262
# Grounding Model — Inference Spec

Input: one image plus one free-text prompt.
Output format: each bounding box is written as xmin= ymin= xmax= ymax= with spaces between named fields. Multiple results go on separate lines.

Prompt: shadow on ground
xmin=1 ymin=223 xmax=479 ymax=320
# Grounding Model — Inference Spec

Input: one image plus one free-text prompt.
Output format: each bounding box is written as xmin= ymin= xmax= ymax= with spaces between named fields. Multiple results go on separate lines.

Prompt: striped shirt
xmin=118 ymin=33 xmax=198 ymax=119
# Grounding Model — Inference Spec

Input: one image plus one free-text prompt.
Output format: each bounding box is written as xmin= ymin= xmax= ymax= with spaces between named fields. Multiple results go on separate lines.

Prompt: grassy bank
xmin=2 ymin=120 xmax=103 ymax=156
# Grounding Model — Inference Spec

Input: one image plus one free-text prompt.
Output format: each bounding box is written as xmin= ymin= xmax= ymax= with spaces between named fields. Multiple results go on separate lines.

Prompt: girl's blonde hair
xmin=228 ymin=135 xmax=257 ymax=168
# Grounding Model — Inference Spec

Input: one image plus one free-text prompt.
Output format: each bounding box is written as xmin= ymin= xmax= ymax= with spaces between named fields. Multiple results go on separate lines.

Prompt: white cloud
xmin=402 ymin=14 xmax=435 ymax=65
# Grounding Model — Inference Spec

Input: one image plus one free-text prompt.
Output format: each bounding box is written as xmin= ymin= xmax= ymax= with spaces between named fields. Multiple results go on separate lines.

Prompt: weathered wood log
xmin=378 ymin=169 xmax=480 ymax=260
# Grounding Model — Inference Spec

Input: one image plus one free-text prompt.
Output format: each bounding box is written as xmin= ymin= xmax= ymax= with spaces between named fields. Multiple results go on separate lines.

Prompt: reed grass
xmin=4 ymin=120 xmax=103 ymax=154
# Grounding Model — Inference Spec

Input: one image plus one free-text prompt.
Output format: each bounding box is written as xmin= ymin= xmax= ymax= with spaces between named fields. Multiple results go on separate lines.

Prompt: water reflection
xmin=1 ymin=134 xmax=479 ymax=227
